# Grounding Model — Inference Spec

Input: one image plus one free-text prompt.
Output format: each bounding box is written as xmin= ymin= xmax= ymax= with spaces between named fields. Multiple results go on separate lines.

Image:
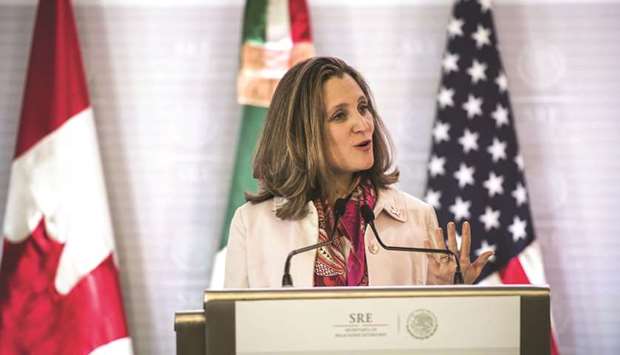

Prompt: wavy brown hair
xmin=247 ymin=56 xmax=399 ymax=220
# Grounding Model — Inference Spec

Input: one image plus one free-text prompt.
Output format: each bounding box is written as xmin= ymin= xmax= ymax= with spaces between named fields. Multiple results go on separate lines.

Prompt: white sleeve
xmin=426 ymin=204 xmax=440 ymax=248
xmin=424 ymin=203 xmax=442 ymax=285
xmin=223 ymin=207 xmax=250 ymax=288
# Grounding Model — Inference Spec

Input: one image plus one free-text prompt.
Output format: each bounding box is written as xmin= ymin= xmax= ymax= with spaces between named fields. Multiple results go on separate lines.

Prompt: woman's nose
xmin=352 ymin=113 xmax=373 ymax=133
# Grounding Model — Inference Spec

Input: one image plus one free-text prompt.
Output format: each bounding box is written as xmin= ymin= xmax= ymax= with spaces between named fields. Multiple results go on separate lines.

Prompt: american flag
xmin=424 ymin=1 xmax=558 ymax=353
xmin=427 ymin=0 xmax=536 ymax=282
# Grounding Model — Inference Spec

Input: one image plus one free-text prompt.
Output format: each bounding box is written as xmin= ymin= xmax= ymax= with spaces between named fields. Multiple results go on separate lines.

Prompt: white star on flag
xmin=442 ymin=52 xmax=460 ymax=73
xmin=512 ymin=183 xmax=528 ymax=206
xmin=425 ymin=189 xmax=442 ymax=209
xmin=491 ymin=104 xmax=509 ymax=127
xmin=471 ymin=25 xmax=491 ymax=48
xmin=437 ymin=87 xmax=455 ymax=108
xmin=467 ymin=59 xmax=487 ymax=84
xmin=487 ymin=137 xmax=507 ymax=162
xmin=449 ymin=197 xmax=471 ymax=221
xmin=458 ymin=129 xmax=479 ymax=153
xmin=478 ymin=0 xmax=493 ymax=12
xmin=453 ymin=163 xmax=475 ymax=188
xmin=496 ymin=72 xmax=508 ymax=92
xmin=508 ymin=216 xmax=527 ymax=242
xmin=447 ymin=17 xmax=464 ymax=38
xmin=428 ymin=155 xmax=446 ymax=177
xmin=483 ymin=172 xmax=504 ymax=197
xmin=462 ymin=94 xmax=483 ymax=118
xmin=433 ymin=121 xmax=451 ymax=143
xmin=479 ymin=206 xmax=501 ymax=231
xmin=514 ymin=154 xmax=524 ymax=171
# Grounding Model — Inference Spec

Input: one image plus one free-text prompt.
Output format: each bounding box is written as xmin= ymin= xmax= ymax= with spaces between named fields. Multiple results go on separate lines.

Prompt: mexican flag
xmin=210 ymin=0 xmax=315 ymax=288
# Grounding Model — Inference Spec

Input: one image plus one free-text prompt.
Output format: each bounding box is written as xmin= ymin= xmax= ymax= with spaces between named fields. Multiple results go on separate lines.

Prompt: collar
xmin=271 ymin=186 xmax=406 ymax=223
xmin=373 ymin=186 xmax=407 ymax=223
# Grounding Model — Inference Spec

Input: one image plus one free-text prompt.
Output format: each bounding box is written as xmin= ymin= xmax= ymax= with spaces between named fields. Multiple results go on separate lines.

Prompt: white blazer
xmin=223 ymin=186 xmax=440 ymax=288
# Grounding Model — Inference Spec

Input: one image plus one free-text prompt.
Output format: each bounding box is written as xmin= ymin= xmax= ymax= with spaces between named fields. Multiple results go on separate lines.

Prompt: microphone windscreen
xmin=360 ymin=205 xmax=375 ymax=223
xmin=334 ymin=198 xmax=347 ymax=217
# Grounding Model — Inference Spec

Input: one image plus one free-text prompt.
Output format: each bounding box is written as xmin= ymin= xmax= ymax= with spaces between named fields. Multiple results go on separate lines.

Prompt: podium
xmin=174 ymin=285 xmax=550 ymax=355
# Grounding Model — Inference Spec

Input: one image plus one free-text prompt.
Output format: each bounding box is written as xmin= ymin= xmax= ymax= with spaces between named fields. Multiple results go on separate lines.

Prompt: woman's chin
xmin=358 ymin=160 xmax=374 ymax=171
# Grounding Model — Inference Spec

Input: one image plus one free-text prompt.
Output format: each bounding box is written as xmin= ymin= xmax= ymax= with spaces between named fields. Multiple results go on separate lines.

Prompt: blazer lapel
xmin=374 ymin=187 xmax=408 ymax=223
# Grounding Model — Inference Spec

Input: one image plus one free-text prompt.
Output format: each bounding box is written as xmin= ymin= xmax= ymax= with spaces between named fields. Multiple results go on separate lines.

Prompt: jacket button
xmin=369 ymin=243 xmax=379 ymax=254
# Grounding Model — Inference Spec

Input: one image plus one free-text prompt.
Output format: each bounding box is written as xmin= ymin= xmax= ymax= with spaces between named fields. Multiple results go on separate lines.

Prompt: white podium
xmin=175 ymin=285 xmax=550 ymax=355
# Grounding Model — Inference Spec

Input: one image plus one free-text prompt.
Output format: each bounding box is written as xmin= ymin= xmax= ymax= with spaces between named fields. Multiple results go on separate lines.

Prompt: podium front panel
xmin=203 ymin=285 xmax=550 ymax=355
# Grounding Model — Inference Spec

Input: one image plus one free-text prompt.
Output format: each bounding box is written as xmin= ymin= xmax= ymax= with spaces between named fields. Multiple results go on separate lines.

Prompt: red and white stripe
xmin=0 ymin=1 xmax=132 ymax=354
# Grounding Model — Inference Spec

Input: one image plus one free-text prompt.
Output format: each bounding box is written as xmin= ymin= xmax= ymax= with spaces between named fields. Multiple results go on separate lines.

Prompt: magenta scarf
xmin=313 ymin=178 xmax=377 ymax=287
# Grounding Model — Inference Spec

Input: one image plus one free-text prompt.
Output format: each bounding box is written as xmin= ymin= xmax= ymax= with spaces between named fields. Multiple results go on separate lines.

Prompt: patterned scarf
xmin=313 ymin=177 xmax=377 ymax=287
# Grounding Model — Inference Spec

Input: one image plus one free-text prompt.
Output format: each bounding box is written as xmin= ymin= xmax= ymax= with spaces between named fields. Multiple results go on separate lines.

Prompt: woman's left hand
xmin=424 ymin=221 xmax=494 ymax=285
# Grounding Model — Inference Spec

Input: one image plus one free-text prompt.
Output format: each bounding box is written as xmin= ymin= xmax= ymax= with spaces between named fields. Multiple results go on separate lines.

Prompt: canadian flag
xmin=0 ymin=1 xmax=133 ymax=354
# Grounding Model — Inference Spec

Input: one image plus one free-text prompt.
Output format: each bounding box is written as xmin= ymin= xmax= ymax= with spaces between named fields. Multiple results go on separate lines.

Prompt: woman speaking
xmin=224 ymin=57 xmax=493 ymax=288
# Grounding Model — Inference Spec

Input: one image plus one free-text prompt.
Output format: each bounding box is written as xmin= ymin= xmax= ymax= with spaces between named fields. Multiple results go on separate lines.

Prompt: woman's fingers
xmin=447 ymin=221 xmax=457 ymax=254
xmin=460 ymin=221 xmax=472 ymax=261
xmin=464 ymin=250 xmax=494 ymax=283
xmin=473 ymin=250 xmax=494 ymax=269
xmin=424 ymin=239 xmax=440 ymax=265
xmin=427 ymin=222 xmax=495 ymax=284
xmin=431 ymin=227 xmax=445 ymax=249
xmin=433 ymin=227 xmax=447 ymax=251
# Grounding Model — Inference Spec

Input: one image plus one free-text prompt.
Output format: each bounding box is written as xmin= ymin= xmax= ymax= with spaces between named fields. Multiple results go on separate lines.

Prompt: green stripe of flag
xmin=210 ymin=0 xmax=314 ymax=288
xmin=241 ymin=0 xmax=268 ymax=44
xmin=219 ymin=105 xmax=268 ymax=249
xmin=218 ymin=1 xmax=271 ymax=250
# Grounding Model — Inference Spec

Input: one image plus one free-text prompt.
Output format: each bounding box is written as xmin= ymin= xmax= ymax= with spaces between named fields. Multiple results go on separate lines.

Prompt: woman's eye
xmin=332 ymin=111 xmax=346 ymax=121
xmin=359 ymin=104 xmax=369 ymax=114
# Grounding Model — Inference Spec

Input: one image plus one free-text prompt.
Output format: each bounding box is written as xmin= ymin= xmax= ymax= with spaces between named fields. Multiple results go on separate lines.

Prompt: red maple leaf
xmin=0 ymin=219 xmax=129 ymax=355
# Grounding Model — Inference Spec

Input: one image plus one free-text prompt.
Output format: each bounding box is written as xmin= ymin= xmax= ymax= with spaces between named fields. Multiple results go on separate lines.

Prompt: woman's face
xmin=322 ymin=73 xmax=375 ymax=179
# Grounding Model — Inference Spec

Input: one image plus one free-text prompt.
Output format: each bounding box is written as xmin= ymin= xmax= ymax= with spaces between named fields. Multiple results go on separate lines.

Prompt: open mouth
xmin=355 ymin=140 xmax=372 ymax=148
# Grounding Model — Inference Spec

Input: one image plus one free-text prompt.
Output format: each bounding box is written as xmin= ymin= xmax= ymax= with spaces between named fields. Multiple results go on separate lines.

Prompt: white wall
xmin=0 ymin=1 xmax=619 ymax=354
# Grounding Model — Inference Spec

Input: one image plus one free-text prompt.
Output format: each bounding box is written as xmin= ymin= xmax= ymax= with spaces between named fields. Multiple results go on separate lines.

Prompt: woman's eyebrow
xmin=328 ymin=102 xmax=348 ymax=115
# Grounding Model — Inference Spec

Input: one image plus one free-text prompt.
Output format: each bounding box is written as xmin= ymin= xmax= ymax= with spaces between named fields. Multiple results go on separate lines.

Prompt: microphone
xmin=281 ymin=197 xmax=348 ymax=287
xmin=360 ymin=205 xmax=464 ymax=284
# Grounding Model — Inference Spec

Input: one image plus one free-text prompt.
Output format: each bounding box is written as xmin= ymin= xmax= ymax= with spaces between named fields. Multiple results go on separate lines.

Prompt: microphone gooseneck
xmin=360 ymin=205 xmax=464 ymax=284
xmin=281 ymin=197 xmax=348 ymax=287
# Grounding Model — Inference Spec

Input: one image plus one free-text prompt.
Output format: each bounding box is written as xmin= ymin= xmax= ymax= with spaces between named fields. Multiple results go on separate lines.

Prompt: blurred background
xmin=0 ymin=0 xmax=619 ymax=354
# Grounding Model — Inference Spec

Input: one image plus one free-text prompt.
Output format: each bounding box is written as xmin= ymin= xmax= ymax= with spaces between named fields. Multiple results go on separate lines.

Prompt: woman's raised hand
xmin=424 ymin=221 xmax=494 ymax=285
